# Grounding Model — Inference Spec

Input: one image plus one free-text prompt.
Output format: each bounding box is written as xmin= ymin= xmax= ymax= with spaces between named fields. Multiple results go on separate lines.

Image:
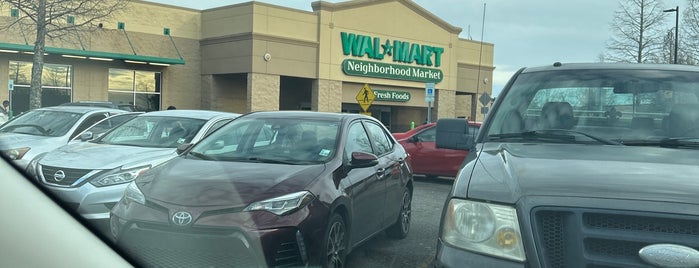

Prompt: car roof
xmin=244 ymin=110 xmax=370 ymax=121
xmin=522 ymin=62 xmax=699 ymax=73
xmin=138 ymin=109 xmax=241 ymax=120
xmin=31 ymin=105 xmax=125 ymax=114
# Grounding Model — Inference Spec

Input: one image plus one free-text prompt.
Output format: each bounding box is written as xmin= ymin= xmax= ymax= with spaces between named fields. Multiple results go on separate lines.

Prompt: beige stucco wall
xmin=247 ymin=72 xmax=279 ymax=112
xmin=313 ymin=79 xmax=343 ymax=112
xmin=201 ymin=74 xmax=247 ymax=113
xmin=436 ymin=89 xmax=456 ymax=119
xmin=202 ymin=3 xmax=319 ymax=78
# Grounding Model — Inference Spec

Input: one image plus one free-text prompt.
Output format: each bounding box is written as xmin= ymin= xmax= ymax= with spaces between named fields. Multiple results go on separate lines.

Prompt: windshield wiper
xmin=188 ymin=151 xmax=215 ymax=160
xmin=246 ymin=157 xmax=298 ymax=165
xmin=488 ymin=129 xmax=621 ymax=145
xmin=621 ymin=138 xmax=699 ymax=148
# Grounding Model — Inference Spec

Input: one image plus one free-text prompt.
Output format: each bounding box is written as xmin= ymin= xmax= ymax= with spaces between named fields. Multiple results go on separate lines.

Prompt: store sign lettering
xmin=342 ymin=59 xmax=442 ymax=83
xmin=373 ymin=89 xmax=411 ymax=102
xmin=340 ymin=32 xmax=444 ymax=83
xmin=341 ymin=32 xmax=444 ymax=67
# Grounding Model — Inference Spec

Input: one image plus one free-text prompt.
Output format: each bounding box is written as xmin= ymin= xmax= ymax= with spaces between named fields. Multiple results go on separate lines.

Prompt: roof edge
xmin=312 ymin=0 xmax=462 ymax=34
xmin=0 ymin=42 xmax=185 ymax=65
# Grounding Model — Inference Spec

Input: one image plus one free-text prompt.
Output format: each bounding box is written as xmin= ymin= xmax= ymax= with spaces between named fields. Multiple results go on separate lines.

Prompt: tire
xmin=323 ymin=213 xmax=347 ymax=268
xmin=386 ymin=188 xmax=411 ymax=239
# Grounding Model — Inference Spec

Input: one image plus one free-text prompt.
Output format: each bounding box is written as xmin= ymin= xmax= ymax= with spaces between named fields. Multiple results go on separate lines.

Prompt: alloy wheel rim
xmin=400 ymin=192 xmax=412 ymax=233
xmin=327 ymin=221 xmax=345 ymax=268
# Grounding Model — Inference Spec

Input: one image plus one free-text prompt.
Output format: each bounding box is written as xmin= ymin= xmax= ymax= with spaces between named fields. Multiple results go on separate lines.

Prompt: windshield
xmin=98 ymin=116 xmax=206 ymax=148
xmin=0 ymin=110 xmax=82 ymax=137
xmin=189 ymin=117 xmax=340 ymax=164
xmin=484 ymin=69 xmax=699 ymax=145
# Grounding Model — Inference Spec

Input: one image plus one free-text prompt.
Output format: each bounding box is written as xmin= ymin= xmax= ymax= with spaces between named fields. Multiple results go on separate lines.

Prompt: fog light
xmin=496 ymin=227 xmax=518 ymax=248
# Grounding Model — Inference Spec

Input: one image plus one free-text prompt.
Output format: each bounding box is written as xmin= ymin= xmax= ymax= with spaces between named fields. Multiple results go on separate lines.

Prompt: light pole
xmin=663 ymin=6 xmax=679 ymax=64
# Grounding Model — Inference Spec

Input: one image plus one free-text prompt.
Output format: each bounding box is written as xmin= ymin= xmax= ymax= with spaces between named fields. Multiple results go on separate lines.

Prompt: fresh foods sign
xmin=373 ymin=89 xmax=411 ymax=102
xmin=340 ymin=32 xmax=444 ymax=83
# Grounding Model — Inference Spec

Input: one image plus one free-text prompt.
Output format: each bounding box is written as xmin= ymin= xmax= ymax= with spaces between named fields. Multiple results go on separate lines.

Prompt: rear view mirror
xmin=435 ymin=119 xmax=473 ymax=150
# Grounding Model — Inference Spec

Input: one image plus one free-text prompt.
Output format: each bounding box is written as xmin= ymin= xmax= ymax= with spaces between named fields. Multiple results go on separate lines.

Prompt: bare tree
xmin=682 ymin=0 xmax=699 ymax=63
xmin=0 ymin=0 xmax=129 ymax=109
xmin=606 ymin=0 xmax=668 ymax=63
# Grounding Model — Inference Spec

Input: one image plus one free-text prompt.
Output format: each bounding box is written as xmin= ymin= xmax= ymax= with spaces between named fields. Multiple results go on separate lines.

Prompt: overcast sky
xmin=145 ymin=0 xmax=684 ymax=96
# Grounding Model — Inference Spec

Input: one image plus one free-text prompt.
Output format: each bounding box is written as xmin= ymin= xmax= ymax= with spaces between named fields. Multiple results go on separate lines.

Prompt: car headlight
xmin=91 ymin=166 xmax=150 ymax=187
xmin=441 ymin=199 xmax=525 ymax=262
xmin=2 ymin=147 xmax=30 ymax=160
xmin=26 ymin=153 xmax=46 ymax=179
xmin=124 ymin=181 xmax=146 ymax=205
xmin=244 ymin=191 xmax=315 ymax=216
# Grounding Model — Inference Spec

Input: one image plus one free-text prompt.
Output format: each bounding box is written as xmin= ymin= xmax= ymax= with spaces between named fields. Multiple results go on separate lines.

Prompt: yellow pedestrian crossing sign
xmin=356 ymin=84 xmax=375 ymax=112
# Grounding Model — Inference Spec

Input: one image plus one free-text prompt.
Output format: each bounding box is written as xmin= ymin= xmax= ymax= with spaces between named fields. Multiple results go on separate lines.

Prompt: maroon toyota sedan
xmin=393 ymin=121 xmax=480 ymax=178
xmin=110 ymin=111 xmax=413 ymax=267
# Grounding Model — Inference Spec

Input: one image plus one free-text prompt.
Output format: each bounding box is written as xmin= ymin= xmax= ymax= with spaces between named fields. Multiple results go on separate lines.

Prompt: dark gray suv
xmin=435 ymin=63 xmax=699 ymax=268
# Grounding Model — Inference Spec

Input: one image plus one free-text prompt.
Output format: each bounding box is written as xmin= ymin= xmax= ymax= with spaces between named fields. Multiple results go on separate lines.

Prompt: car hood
xmin=0 ymin=132 xmax=64 ymax=150
xmin=39 ymin=142 xmax=176 ymax=170
xmin=463 ymin=143 xmax=699 ymax=205
xmin=137 ymin=157 xmax=326 ymax=207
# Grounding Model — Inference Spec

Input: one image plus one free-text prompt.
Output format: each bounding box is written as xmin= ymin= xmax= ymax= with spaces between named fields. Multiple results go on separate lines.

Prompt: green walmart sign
xmin=340 ymin=32 xmax=444 ymax=83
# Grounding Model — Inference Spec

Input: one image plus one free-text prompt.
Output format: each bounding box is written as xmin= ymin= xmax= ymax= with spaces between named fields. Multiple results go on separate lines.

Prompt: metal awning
xmin=0 ymin=42 xmax=185 ymax=65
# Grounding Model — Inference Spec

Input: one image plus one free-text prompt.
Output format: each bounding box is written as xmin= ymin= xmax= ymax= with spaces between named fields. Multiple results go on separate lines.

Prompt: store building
xmin=0 ymin=0 xmax=493 ymax=132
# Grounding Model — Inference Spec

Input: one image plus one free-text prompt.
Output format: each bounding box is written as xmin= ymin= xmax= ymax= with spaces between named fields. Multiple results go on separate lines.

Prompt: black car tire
xmin=386 ymin=187 xmax=411 ymax=239
xmin=323 ymin=213 xmax=347 ymax=268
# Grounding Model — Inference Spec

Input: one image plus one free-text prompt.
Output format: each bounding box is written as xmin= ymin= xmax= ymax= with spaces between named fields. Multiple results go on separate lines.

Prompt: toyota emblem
xmin=53 ymin=170 xmax=66 ymax=182
xmin=172 ymin=211 xmax=193 ymax=226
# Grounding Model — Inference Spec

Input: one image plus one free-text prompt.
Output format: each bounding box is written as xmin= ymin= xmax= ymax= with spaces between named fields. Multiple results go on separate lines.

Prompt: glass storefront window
xmin=7 ymin=61 xmax=72 ymax=114
xmin=108 ymin=69 xmax=161 ymax=111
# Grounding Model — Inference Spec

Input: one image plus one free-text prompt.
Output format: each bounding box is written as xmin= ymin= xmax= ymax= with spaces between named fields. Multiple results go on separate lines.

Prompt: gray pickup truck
xmin=434 ymin=63 xmax=699 ymax=268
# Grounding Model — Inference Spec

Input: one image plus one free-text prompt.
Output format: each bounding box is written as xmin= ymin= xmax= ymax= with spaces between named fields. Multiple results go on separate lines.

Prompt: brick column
xmin=436 ymin=89 xmax=456 ymax=119
xmin=312 ymin=79 xmax=342 ymax=112
xmin=247 ymin=73 xmax=280 ymax=112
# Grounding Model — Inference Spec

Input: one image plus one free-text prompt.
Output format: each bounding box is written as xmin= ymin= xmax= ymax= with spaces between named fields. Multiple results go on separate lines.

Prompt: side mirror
xmin=349 ymin=152 xmax=379 ymax=169
xmin=79 ymin=132 xmax=94 ymax=141
xmin=436 ymin=119 xmax=474 ymax=150
xmin=408 ymin=135 xmax=419 ymax=143
xmin=176 ymin=143 xmax=194 ymax=155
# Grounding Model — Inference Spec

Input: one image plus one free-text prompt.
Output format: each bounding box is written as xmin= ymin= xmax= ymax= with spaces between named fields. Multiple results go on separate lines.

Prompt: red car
xmin=394 ymin=121 xmax=481 ymax=178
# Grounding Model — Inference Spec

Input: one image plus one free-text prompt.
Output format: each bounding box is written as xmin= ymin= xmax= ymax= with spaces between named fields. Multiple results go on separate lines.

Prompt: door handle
xmin=376 ymin=168 xmax=386 ymax=179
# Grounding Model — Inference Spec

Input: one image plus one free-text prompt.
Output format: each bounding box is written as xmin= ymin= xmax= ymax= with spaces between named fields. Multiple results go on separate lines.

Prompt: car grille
xmin=40 ymin=165 xmax=92 ymax=187
xmin=118 ymin=223 xmax=304 ymax=268
xmin=533 ymin=207 xmax=699 ymax=268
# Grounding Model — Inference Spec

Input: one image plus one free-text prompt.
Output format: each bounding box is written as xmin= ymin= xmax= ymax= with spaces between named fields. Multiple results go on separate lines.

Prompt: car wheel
xmin=323 ymin=213 xmax=347 ymax=268
xmin=386 ymin=188 xmax=411 ymax=239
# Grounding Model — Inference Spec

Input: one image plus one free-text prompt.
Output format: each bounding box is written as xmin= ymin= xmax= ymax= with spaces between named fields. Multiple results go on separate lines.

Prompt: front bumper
xmin=435 ymin=196 xmax=699 ymax=268
xmin=111 ymin=198 xmax=328 ymax=267
xmin=434 ymin=239 xmax=524 ymax=268
xmin=44 ymin=182 xmax=126 ymax=220
xmin=114 ymin=222 xmax=290 ymax=267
